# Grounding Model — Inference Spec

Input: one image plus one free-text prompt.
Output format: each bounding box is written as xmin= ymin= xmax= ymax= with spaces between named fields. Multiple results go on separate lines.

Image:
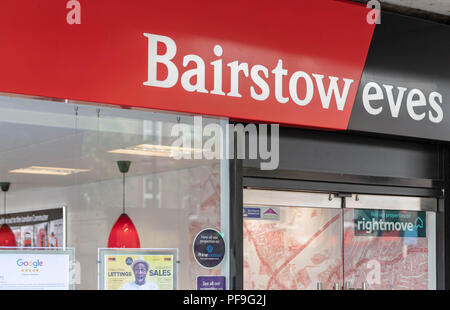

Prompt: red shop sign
xmin=0 ymin=0 xmax=376 ymax=130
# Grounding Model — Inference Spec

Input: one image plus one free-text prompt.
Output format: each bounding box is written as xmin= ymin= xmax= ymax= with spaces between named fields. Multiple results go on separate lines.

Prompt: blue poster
xmin=197 ymin=276 xmax=226 ymax=290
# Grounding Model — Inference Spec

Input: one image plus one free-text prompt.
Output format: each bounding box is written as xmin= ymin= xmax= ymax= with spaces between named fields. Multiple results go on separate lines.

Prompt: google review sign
xmin=354 ymin=209 xmax=426 ymax=238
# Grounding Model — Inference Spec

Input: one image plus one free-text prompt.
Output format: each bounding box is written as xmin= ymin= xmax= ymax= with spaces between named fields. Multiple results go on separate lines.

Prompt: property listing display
xmin=99 ymin=248 xmax=177 ymax=290
xmin=0 ymin=249 xmax=74 ymax=290
xmin=0 ymin=208 xmax=65 ymax=247
xmin=354 ymin=209 xmax=426 ymax=238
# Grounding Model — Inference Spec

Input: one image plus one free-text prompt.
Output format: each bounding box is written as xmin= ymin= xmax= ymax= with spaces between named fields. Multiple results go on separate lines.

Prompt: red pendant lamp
xmin=0 ymin=182 xmax=17 ymax=247
xmin=108 ymin=161 xmax=141 ymax=248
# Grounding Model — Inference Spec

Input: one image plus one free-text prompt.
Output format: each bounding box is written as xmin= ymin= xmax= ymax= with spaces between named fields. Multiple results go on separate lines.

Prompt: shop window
xmin=0 ymin=95 xmax=229 ymax=290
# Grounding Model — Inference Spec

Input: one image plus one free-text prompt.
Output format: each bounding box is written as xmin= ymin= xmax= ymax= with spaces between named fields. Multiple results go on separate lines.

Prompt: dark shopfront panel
xmin=230 ymin=126 xmax=447 ymax=290
xmin=243 ymin=127 xmax=441 ymax=185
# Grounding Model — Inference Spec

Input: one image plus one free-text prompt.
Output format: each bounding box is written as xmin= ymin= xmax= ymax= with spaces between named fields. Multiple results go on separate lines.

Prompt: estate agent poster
xmin=0 ymin=249 xmax=74 ymax=290
xmin=99 ymin=248 xmax=178 ymax=290
xmin=0 ymin=207 xmax=65 ymax=247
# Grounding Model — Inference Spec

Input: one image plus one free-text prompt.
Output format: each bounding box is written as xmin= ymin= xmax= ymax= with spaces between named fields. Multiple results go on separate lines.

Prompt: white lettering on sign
xmin=66 ymin=0 xmax=81 ymax=25
xmin=362 ymin=81 xmax=443 ymax=123
xmin=356 ymin=217 xmax=414 ymax=234
xmin=143 ymin=33 xmax=355 ymax=111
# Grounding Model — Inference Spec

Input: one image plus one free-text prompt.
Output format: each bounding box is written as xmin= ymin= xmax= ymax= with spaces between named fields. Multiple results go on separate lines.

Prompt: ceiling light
xmin=108 ymin=144 xmax=204 ymax=157
xmin=9 ymin=166 xmax=90 ymax=176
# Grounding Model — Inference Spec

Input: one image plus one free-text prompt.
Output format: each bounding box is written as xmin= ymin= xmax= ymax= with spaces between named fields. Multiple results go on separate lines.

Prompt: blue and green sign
xmin=354 ymin=209 xmax=426 ymax=238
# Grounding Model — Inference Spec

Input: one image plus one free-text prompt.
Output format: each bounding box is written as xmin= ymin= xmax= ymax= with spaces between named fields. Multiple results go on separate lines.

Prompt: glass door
xmin=243 ymin=189 xmax=343 ymax=290
xmin=243 ymin=189 xmax=437 ymax=290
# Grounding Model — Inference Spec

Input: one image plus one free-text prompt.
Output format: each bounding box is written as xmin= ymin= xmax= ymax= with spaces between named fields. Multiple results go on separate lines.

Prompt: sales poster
xmin=0 ymin=207 xmax=65 ymax=247
xmin=99 ymin=249 xmax=177 ymax=290
xmin=0 ymin=249 xmax=74 ymax=290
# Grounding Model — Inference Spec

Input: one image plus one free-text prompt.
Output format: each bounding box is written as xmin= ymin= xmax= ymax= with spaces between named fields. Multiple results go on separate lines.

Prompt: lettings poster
xmin=98 ymin=248 xmax=178 ymax=290
xmin=0 ymin=249 xmax=74 ymax=290
xmin=0 ymin=207 xmax=65 ymax=248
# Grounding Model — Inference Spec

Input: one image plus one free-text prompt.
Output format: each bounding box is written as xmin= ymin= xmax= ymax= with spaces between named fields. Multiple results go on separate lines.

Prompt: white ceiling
xmin=0 ymin=96 xmax=218 ymax=193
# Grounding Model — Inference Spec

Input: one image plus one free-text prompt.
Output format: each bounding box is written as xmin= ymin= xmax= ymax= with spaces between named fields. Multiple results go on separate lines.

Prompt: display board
xmin=98 ymin=248 xmax=178 ymax=290
xmin=0 ymin=207 xmax=65 ymax=248
xmin=0 ymin=248 xmax=75 ymax=290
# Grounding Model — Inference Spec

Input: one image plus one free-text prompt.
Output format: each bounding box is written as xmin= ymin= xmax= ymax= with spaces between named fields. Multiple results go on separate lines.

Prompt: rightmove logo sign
xmin=170 ymin=116 xmax=279 ymax=170
xmin=354 ymin=209 xmax=426 ymax=238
